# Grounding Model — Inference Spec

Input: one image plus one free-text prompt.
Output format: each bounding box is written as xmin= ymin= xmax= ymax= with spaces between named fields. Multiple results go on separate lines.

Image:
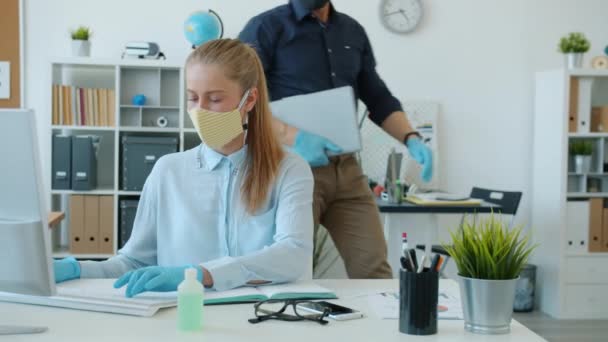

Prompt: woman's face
xmin=186 ymin=62 xmax=256 ymax=118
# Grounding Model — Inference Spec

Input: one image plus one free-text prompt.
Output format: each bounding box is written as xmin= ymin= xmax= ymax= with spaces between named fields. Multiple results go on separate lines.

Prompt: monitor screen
xmin=0 ymin=109 xmax=54 ymax=296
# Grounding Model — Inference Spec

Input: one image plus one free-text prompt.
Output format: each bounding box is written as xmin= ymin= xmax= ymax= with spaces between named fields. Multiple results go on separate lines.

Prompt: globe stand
xmin=186 ymin=9 xmax=224 ymax=49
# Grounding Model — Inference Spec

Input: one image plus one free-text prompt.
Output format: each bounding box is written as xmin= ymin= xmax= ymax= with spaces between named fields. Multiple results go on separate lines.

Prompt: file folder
xmin=588 ymin=198 xmax=603 ymax=252
xmin=99 ymin=196 xmax=114 ymax=254
xmin=83 ymin=196 xmax=100 ymax=253
xmin=69 ymin=195 xmax=86 ymax=254
xmin=72 ymin=135 xmax=98 ymax=191
xmin=52 ymin=135 xmax=72 ymax=190
xmin=566 ymin=201 xmax=590 ymax=253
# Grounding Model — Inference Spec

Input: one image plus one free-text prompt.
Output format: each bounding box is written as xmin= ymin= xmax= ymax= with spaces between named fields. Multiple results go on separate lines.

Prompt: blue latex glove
xmin=406 ymin=137 xmax=433 ymax=182
xmin=293 ymin=130 xmax=342 ymax=168
xmin=53 ymin=257 xmax=81 ymax=283
xmin=113 ymin=266 xmax=203 ymax=298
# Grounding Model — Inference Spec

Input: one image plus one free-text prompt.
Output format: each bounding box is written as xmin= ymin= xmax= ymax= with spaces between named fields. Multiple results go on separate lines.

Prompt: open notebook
xmin=405 ymin=192 xmax=482 ymax=206
xmin=0 ymin=279 xmax=336 ymax=316
xmin=204 ymin=281 xmax=337 ymax=305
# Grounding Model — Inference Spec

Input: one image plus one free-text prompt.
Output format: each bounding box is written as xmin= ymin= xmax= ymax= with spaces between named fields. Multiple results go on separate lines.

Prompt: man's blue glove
xmin=293 ymin=130 xmax=342 ymax=168
xmin=113 ymin=266 xmax=203 ymax=298
xmin=53 ymin=257 xmax=81 ymax=283
xmin=406 ymin=137 xmax=433 ymax=182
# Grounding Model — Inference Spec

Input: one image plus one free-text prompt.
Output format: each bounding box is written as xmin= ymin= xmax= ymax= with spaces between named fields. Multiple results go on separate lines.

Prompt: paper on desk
xmin=367 ymin=290 xmax=463 ymax=320
xmin=57 ymin=279 xmax=177 ymax=305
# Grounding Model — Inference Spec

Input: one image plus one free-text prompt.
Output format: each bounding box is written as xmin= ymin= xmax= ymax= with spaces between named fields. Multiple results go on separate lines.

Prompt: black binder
xmin=52 ymin=135 xmax=72 ymax=190
xmin=71 ymin=135 xmax=98 ymax=191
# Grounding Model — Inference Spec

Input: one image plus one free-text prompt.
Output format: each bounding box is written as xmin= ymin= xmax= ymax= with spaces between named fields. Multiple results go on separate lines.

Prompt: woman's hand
xmin=53 ymin=257 xmax=81 ymax=283
xmin=113 ymin=265 xmax=203 ymax=298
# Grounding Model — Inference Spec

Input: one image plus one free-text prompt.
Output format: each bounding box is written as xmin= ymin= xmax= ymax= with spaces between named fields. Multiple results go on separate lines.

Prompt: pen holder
xmin=399 ymin=269 xmax=438 ymax=335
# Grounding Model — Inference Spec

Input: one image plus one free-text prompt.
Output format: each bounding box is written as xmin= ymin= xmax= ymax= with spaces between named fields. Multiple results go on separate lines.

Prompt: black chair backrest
xmin=469 ymin=187 xmax=522 ymax=216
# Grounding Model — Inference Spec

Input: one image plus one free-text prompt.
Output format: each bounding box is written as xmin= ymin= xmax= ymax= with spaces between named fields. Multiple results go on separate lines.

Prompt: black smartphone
xmin=296 ymin=301 xmax=364 ymax=321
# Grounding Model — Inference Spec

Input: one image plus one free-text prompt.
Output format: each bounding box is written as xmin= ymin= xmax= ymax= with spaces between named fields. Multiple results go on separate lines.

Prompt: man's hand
xmin=293 ymin=130 xmax=342 ymax=167
xmin=406 ymin=137 xmax=433 ymax=182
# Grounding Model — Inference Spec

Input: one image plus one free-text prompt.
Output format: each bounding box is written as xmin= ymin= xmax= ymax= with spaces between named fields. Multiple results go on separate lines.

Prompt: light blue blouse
xmin=80 ymin=144 xmax=314 ymax=291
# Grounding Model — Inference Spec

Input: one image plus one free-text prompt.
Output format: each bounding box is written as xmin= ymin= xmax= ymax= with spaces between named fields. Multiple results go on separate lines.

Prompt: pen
xmin=435 ymin=256 xmax=444 ymax=272
xmin=417 ymin=255 xmax=427 ymax=273
xmin=408 ymin=249 xmax=418 ymax=271
xmin=400 ymin=256 xmax=413 ymax=272
xmin=429 ymin=254 xmax=441 ymax=273
xmin=404 ymin=248 xmax=416 ymax=271
xmin=439 ymin=256 xmax=449 ymax=274
xmin=401 ymin=232 xmax=409 ymax=258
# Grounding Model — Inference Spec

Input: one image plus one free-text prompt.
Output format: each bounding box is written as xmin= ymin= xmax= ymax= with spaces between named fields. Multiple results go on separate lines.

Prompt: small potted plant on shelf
xmin=70 ymin=26 xmax=92 ymax=57
xmin=444 ymin=215 xmax=537 ymax=335
xmin=570 ymin=140 xmax=593 ymax=173
xmin=558 ymin=32 xmax=591 ymax=69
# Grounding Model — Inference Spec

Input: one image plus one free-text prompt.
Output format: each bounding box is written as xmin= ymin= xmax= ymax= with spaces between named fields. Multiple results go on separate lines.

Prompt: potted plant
xmin=70 ymin=26 xmax=92 ymax=57
xmin=558 ymin=32 xmax=591 ymax=69
xmin=570 ymin=140 xmax=593 ymax=173
xmin=444 ymin=215 xmax=537 ymax=334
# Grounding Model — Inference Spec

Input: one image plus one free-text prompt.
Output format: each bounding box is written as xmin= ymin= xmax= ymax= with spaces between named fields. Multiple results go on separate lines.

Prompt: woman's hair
xmin=186 ymin=39 xmax=285 ymax=214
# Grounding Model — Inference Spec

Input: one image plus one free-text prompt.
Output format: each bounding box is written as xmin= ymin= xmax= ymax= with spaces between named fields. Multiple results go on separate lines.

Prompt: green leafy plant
xmin=70 ymin=26 xmax=92 ymax=41
xmin=443 ymin=215 xmax=537 ymax=280
xmin=569 ymin=140 xmax=593 ymax=156
xmin=558 ymin=32 xmax=591 ymax=53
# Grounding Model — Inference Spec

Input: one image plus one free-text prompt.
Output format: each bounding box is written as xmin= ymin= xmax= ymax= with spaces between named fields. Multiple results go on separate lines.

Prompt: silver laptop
xmin=271 ymin=86 xmax=362 ymax=156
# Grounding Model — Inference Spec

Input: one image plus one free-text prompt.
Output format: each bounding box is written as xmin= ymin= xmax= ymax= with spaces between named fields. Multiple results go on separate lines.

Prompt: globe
xmin=184 ymin=10 xmax=223 ymax=48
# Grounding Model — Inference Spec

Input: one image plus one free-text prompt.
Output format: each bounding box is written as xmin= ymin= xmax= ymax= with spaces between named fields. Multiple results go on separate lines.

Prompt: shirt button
xmin=328 ymin=48 xmax=333 ymax=53
xmin=331 ymin=72 xmax=336 ymax=77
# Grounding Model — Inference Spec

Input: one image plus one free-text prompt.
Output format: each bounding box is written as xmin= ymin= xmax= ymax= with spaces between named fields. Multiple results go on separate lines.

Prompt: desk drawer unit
xmin=565 ymin=257 xmax=608 ymax=284
xmin=564 ymin=284 xmax=608 ymax=318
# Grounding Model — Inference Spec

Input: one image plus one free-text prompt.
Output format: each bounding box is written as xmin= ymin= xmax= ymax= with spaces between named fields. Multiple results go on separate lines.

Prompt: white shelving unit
xmin=49 ymin=57 xmax=201 ymax=259
xmin=532 ymin=68 xmax=608 ymax=319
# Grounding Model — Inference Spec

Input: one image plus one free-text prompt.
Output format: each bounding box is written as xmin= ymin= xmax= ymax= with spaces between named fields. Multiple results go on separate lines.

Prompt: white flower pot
xmin=71 ymin=40 xmax=90 ymax=57
xmin=566 ymin=53 xmax=584 ymax=69
xmin=574 ymin=155 xmax=592 ymax=173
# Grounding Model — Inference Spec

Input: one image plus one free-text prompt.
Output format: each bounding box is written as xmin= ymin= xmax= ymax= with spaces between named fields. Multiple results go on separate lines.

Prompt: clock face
xmin=380 ymin=0 xmax=423 ymax=34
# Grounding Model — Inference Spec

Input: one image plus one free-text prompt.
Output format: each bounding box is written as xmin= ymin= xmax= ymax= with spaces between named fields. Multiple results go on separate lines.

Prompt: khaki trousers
xmin=313 ymin=154 xmax=392 ymax=279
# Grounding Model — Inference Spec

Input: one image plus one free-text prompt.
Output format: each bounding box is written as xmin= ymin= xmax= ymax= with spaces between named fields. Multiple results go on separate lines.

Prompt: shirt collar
xmin=198 ymin=144 xmax=248 ymax=171
xmin=290 ymin=1 xmax=338 ymax=23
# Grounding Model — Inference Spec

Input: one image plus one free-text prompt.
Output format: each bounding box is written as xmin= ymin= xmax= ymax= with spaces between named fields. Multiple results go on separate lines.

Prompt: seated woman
xmin=53 ymin=39 xmax=314 ymax=297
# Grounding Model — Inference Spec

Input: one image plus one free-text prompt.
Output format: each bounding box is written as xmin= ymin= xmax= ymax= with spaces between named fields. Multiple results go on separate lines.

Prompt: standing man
xmin=239 ymin=0 xmax=432 ymax=278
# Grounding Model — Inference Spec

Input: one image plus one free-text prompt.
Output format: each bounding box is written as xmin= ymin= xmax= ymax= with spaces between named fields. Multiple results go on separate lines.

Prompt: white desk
xmin=0 ymin=279 xmax=546 ymax=341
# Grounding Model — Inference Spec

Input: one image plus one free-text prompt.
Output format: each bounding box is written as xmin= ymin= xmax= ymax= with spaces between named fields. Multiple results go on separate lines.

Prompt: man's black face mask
xmin=294 ymin=0 xmax=329 ymax=11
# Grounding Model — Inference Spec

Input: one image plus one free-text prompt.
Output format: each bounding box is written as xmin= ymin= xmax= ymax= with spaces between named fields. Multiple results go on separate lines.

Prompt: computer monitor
xmin=0 ymin=110 xmax=55 ymax=296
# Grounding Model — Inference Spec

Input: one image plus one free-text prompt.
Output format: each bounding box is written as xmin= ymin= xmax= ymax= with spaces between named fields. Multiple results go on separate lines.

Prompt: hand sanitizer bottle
xmin=177 ymin=268 xmax=204 ymax=331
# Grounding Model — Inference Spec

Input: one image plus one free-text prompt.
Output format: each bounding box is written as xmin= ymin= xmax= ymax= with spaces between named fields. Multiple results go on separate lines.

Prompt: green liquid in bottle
xmin=178 ymin=292 xmax=203 ymax=331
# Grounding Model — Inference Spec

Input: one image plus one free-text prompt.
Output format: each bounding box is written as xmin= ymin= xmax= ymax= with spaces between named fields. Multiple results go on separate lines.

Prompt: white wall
xmin=23 ymin=0 xmax=608 ymax=247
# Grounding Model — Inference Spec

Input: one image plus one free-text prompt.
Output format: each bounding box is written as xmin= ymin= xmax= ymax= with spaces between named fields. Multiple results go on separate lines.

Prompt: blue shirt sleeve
xmin=200 ymin=155 xmax=314 ymax=291
xmin=357 ymin=27 xmax=403 ymax=126
xmin=238 ymin=16 xmax=275 ymax=73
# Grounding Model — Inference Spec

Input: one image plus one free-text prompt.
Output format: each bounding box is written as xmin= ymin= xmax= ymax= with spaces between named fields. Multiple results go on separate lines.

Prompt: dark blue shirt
xmin=238 ymin=1 xmax=403 ymax=126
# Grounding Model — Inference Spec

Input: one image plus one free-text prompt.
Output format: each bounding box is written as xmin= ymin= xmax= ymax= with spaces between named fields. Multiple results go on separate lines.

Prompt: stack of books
xmin=52 ymin=85 xmax=115 ymax=127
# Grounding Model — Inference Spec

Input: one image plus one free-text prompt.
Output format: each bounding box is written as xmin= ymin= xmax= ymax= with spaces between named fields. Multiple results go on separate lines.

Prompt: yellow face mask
xmin=188 ymin=89 xmax=251 ymax=150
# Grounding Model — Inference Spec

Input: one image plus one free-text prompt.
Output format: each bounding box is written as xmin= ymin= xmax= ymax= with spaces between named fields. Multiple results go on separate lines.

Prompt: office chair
xmin=416 ymin=187 xmax=523 ymax=275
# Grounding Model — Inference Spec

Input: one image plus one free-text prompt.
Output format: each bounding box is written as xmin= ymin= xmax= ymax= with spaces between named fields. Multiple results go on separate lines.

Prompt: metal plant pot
xmin=566 ymin=53 xmax=584 ymax=69
xmin=458 ymin=275 xmax=518 ymax=334
xmin=71 ymin=40 xmax=91 ymax=57
xmin=574 ymin=155 xmax=592 ymax=173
